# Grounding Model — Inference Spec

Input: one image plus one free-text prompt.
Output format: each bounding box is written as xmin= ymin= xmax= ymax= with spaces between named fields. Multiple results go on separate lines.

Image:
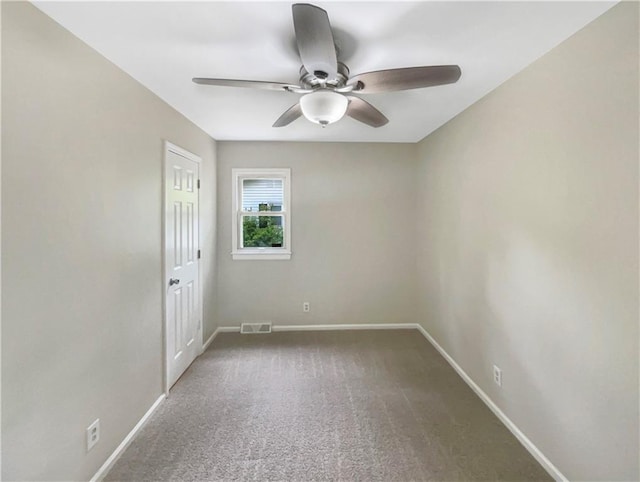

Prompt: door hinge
xmin=197 ymin=179 xmax=201 ymax=189
xmin=197 ymin=249 xmax=201 ymax=259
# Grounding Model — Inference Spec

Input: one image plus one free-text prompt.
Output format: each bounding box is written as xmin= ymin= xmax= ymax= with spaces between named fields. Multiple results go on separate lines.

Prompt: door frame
xmin=162 ymin=141 xmax=203 ymax=396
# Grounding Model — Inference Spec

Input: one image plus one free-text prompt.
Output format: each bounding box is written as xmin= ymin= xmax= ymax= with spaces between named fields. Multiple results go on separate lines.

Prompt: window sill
xmin=232 ymin=250 xmax=292 ymax=261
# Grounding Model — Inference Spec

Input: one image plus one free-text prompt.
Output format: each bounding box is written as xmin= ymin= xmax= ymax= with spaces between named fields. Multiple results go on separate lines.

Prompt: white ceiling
xmin=34 ymin=1 xmax=616 ymax=143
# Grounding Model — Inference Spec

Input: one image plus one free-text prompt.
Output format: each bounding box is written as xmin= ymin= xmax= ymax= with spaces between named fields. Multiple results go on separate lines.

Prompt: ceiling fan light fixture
xmin=300 ymin=90 xmax=348 ymax=126
xmin=194 ymin=4 xmax=463 ymax=129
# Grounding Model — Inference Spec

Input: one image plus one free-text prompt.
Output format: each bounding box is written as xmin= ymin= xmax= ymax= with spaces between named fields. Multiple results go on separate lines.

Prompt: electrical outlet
xmin=87 ymin=419 xmax=100 ymax=452
xmin=303 ymin=302 xmax=310 ymax=312
xmin=493 ymin=365 xmax=502 ymax=387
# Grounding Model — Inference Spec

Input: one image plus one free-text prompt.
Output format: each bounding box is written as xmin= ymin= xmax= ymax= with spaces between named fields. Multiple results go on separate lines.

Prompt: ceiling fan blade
xmin=345 ymin=96 xmax=388 ymax=128
xmin=193 ymin=78 xmax=300 ymax=92
xmin=292 ymin=4 xmax=338 ymax=80
xmin=349 ymin=65 xmax=462 ymax=94
xmin=273 ymin=103 xmax=303 ymax=127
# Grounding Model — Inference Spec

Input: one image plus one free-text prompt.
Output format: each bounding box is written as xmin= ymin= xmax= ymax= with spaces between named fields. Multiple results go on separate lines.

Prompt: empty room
xmin=2 ymin=1 xmax=638 ymax=481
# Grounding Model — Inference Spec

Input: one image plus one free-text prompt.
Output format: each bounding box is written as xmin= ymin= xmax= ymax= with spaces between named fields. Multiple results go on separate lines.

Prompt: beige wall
xmin=415 ymin=2 xmax=639 ymax=480
xmin=216 ymin=141 xmax=419 ymax=328
xmin=1 ymin=3 xmax=216 ymax=481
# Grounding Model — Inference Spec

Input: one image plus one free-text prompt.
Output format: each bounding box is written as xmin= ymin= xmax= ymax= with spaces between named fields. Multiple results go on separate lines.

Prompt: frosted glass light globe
xmin=300 ymin=90 xmax=348 ymax=126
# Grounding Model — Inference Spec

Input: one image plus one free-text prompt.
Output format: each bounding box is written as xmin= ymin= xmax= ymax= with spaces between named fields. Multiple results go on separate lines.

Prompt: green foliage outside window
xmin=243 ymin=216 xmax=284 ymax=248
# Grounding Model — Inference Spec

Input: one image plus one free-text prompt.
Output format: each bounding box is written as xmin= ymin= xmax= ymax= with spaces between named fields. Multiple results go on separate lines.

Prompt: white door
xmin=165 ymin=143 xmax=201 ymax=389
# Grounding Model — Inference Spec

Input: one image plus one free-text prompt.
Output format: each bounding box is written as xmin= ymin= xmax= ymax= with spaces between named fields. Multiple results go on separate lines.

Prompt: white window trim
xmin=231 ymin=168 xmax=291 ymax=261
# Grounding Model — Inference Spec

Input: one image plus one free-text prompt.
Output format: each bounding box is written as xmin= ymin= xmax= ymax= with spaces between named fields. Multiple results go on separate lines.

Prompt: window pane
xmin=242 ymin=179 xmax=284 ymax=212
xmin=242 ymin=216 xmax=284 ymax=248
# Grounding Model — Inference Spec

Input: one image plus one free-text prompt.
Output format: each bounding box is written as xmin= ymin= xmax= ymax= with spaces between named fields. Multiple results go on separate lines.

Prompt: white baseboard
xmin=202 ymin=326 xmax=240 ymax=352
xmin=202 ymin=331 xmax=216 ymax=352
xmin=217 ymin=326 xmax=241 ymax=333
xmin=414 ymin=324 xmax=567 ymax=482
xmin=273 ymin=323 xmax=417 ymax=332
xmin=215 ymin=323 xmax=416 ymax=333
xmin=90 ymin=394 xmax=165 ymax=482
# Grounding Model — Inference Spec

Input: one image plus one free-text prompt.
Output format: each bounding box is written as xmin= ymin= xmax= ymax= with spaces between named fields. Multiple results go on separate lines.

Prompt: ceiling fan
xmin=193 ymin=3 xmax=461 ymax=128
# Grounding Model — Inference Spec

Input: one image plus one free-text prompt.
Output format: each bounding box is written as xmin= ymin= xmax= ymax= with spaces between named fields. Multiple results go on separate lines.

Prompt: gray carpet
xmin=105 ymin=330 xmax=552 ymax=481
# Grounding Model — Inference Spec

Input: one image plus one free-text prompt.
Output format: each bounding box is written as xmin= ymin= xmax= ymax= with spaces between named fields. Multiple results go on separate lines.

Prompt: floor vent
xmin=240 ymin=322 xmax=272 ymax=334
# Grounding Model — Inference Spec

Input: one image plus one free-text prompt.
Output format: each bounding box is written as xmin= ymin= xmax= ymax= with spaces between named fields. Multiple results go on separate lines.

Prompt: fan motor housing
xmin=300 ymin=62 xmax=350 ymax=90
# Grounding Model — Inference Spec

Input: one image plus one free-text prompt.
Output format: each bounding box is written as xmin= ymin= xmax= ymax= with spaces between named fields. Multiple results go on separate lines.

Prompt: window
xmin=232 ymin=168 xmax=291 ymax=260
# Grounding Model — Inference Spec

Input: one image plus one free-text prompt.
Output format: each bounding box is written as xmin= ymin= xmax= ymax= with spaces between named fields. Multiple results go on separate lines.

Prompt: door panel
xmin=173 ymin=287 xmax=183 ymax=359
xmin=187 ymin=280 xmax=195 ymax=347
xmin=173 ymin=202 xmax=182 ymax=268
xmin=186 ymin=202 xmax=195 ymax=263
xmin=165 ymin=146 xmax=200 ymax=389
